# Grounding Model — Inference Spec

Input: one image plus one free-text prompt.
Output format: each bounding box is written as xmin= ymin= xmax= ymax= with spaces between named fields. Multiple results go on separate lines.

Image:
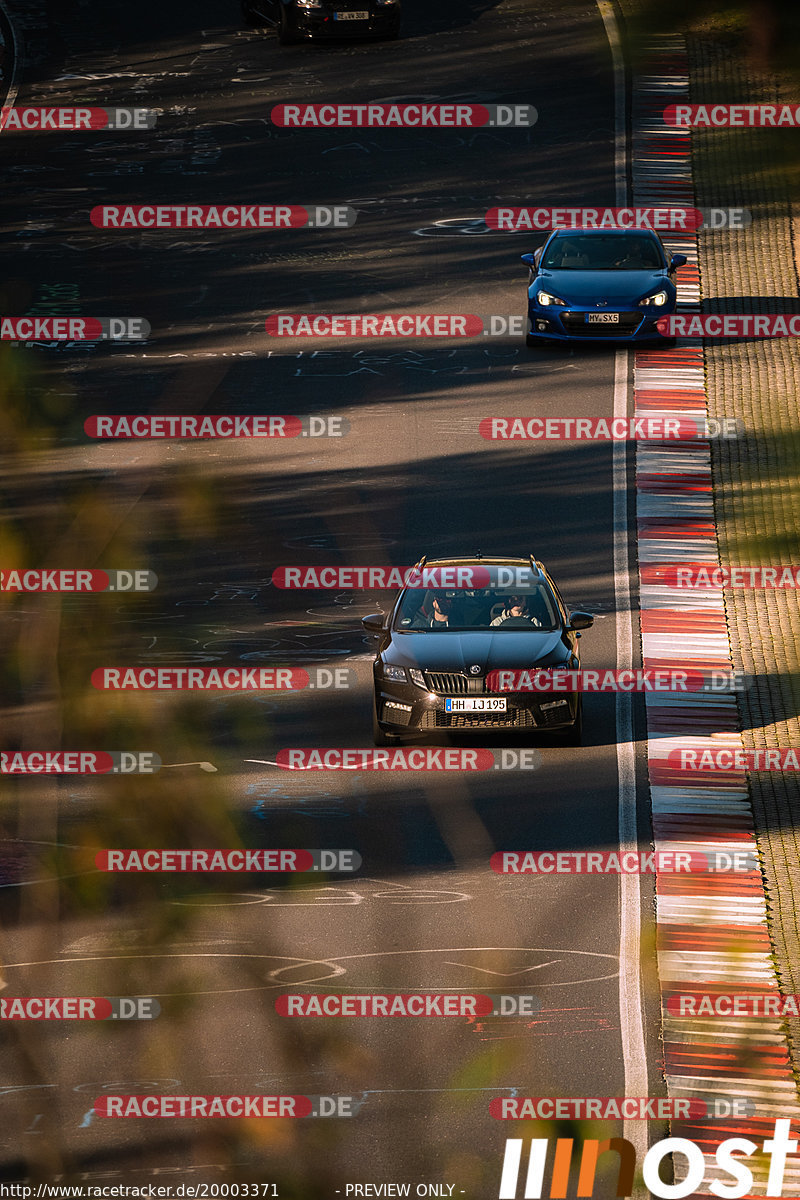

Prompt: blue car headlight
xmin=536 ymin=291 xmax=567 ymax=307
xmin=638 ymin=290 xmax=669 ymax=307
xmin=382 ymin=664 xmax=407 ymax=683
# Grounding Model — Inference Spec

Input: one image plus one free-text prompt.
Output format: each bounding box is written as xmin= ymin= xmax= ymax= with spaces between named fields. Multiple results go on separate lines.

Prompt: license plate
xmin=334 ymin=10 xmax=370 ymax=18
xmin=586 ymin=312 xmax=620 ymax=324
xmin=445 ymin=697 xmax=507 ymax=713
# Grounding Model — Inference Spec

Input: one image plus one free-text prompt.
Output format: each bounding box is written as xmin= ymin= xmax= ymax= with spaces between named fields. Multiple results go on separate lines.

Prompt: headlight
xmin=409 ymin=668 xmax=426 ymax=687
xmin=382 ymin=664 xmax=407 ymax=683
xmin=536 ymin=291 xmax=566 ymax=307
xmin=296 ymin=0 xmax=323 ymax=8
xmin=639 ymin=290 xmax=668 ymax=307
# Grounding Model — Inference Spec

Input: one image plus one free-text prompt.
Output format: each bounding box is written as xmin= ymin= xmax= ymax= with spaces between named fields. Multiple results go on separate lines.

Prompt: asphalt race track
xmin=0 ymin=1 xmax=666 ymax=1195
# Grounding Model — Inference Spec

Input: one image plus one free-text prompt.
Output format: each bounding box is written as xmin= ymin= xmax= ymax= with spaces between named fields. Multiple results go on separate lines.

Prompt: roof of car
xmin=546 ymin=226 xmax=661 ymax=237
xmin=414 ymin=556 xmax=543 ymax=567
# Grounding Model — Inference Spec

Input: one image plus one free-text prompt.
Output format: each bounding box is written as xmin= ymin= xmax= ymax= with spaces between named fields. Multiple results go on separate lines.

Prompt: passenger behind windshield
xmin=394 ymin=587 xmax=558 ymax=631
xmin=542 ymin=234 xmax=663 ymax=270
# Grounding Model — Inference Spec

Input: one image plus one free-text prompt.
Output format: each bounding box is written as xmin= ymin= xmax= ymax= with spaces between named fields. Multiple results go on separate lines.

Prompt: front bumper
xmin=527 ymin=303 xmax=672 ymax=343
xmin=374 ymin=675 xmax=579 ymax=734
xmin=289 ymin=5 xmax=400 ymax=38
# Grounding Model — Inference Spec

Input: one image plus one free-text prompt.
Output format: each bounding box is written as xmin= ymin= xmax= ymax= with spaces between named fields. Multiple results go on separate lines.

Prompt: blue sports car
xmin=522 ymin=228 xmax=687 ymax=345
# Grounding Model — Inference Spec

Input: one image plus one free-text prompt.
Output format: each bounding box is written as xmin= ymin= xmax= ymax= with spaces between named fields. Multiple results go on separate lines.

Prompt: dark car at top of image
xmin=242 ymin=0 xmax=401 ymax=43
xmin=362 ymin=556 xmax=594 ymax=746
xmin=522 ymin=227 xmax=687 ymax=346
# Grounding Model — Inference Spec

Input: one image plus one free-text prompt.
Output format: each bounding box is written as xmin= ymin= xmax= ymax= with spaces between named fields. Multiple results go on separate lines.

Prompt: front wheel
xmin=526 ymin=332 xmax=551 ymax=349
xmin=372 ymin=699 xmax=399 ymax=746
xmin=558 ymin=701 xmax=583 ymax=746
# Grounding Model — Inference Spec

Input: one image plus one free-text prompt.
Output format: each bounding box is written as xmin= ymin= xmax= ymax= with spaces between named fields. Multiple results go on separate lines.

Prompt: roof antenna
xmin=475 ymin=550 xmax=483 ymax=560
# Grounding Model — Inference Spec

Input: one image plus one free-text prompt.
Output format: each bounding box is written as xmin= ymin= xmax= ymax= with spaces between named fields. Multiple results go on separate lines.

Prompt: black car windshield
xmin=393 ymin=586 xmax=559 ymax=631
xmin=541 ymin=234 xmax=664 ymax=271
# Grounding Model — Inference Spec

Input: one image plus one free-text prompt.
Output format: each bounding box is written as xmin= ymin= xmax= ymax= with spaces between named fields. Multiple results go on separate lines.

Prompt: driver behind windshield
xmin=410 ymin=591 xmax=453 ymax=629
xmin=490 ymin=595 xmax=530 ymax=625
xmin=490 ymin=593 xmax=549 ymax=627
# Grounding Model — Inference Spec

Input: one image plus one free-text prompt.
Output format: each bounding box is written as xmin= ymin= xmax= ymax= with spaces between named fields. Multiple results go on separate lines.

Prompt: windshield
xmin=541 ymin=234 xmax=664 ymax=271
xmin=393 ymin=586 xmax=559 ymax=632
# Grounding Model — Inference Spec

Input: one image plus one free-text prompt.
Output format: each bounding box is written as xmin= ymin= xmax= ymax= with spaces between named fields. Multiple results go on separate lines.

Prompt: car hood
xmin=533 ymin=268 xmax=668 ymax=306
xmin=385 ymin=630 xmax=570 ymax=672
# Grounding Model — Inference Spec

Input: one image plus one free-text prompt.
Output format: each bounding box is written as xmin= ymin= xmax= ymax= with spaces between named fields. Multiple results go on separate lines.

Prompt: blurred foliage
xmin=624 ymin=0 xmax=800 ymax=78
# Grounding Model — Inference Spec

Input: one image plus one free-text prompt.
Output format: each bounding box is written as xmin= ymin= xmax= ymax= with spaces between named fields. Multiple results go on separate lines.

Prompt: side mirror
xmin=567 ymin=611 xmax=594 ymax=631
xmin=362 ymin=614 xmax=385 ymax=634
xmin=520 ymin=253 xmax=536 ymax=268
xmin=668 ymin=253 xmax=687 ymax=273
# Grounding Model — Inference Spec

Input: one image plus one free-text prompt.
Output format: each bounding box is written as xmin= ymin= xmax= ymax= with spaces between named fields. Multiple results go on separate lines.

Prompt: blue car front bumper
xmin=527 ymin=304 xmax=671 ymax=343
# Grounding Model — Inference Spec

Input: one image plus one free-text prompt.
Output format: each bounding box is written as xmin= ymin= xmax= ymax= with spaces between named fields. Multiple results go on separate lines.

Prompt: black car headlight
xmin=296 ymin=0 xmax=323 ymax=8
xmin=638 ymin=290 xmax=668 ymax=307
xmin=536 ymin=290 xmax=567 ymax=307
xmin=382 ymin=664 xmax=407 ymax=683
xmin=409 ymin=669 xmax=426 ymax=687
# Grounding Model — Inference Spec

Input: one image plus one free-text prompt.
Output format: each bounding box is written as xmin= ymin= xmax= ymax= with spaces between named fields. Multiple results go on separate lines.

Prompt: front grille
xmin=421 ymin=708 xmax=538 ymax=730
xmin=424 ymin=672 xmax=487 ymax=695
xmin=561 ymin=312 xmax=643 ymax=338
xmin=537 ymin=703 xmax=572 ymax=727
